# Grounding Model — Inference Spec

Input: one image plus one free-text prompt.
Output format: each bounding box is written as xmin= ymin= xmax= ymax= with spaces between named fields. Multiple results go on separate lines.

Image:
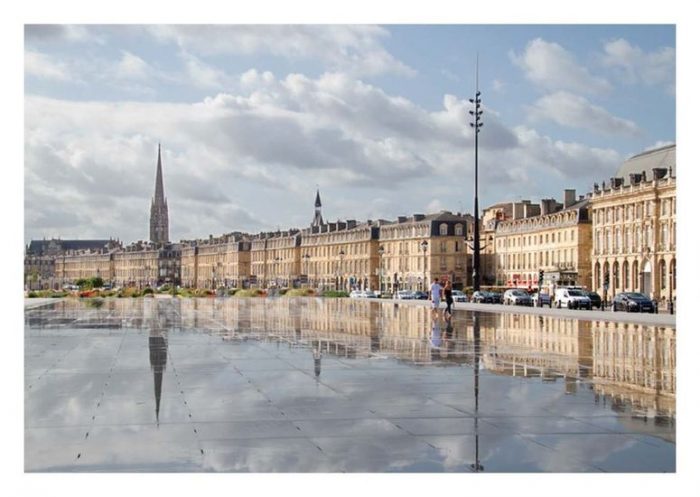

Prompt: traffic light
xmin=538 ymin=269 xmax=544 ymax=281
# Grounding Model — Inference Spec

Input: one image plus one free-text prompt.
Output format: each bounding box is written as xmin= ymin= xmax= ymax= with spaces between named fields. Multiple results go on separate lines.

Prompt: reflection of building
xmin=591 ymin=320 xmax=675 ymax=417
xmin=589 ymin=144 xmax=676 ymax=303
xmin=494 ymin=190 xmax=592 ymax=289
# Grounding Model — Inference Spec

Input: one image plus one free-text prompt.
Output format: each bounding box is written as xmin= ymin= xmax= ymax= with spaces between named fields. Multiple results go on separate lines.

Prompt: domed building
xmin=589 ymin=144 xmax=676 ymax=307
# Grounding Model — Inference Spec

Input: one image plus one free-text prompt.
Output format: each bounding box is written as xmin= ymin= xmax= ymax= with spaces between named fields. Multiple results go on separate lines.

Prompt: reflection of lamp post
xmin=378 ymin=245 xmax=385 ymax=295
xmin=471 ymin=313 xmax=484 ymax=472
xmin=421 ymin=240 xmax=428 ymax=291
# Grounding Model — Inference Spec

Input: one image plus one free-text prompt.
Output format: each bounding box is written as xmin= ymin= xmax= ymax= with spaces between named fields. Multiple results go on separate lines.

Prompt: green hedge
xmin=321 ymin=290 xmax=349 ymax=298
xmin=234 ymin=289 xmax=265 ymax=298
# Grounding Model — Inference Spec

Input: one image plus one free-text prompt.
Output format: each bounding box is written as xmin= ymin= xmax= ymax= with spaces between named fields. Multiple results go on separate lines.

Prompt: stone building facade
xmin=589 ymin=144 xmax=676 ymax=304
xmin=494 ymin=190 xmax=592 ymax=290
xmin=300 ymin=220 xmax=381 ymax=291
xmin=250 ymin=230 xmax=301 ymax=288
xmin=379 ymin=212 xmax=469 ymax=292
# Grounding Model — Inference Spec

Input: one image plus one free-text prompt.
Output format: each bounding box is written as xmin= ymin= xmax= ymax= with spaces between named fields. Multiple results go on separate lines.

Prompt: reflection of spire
xmin=149 ymin=335 xmax=168 ymax=426
xmin=313 ymin=344 xmax=322 ymax=378
xmin=471 ymin=313 xmax=484 ymax=472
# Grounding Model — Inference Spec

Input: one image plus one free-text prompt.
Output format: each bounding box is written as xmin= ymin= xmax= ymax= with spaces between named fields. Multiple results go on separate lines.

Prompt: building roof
xmin=26 ymin=239 xmax=114 ymax=255
xmin=616 ymin=143 xmax=676 ymax=179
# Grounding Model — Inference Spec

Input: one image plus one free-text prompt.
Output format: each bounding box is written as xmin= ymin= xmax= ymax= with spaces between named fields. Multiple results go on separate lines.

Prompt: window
xmin=439 ymin=223 xmax=448 ymax=235
xmin=455 ymin=224 xmax=463 ymax=236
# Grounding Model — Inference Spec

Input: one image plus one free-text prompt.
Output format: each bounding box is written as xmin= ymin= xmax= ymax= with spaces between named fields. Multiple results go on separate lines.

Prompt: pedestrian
xmin=443 ymin=280 xmax=454 ymax=317
xmin=430 ymin=278 xmax=442 ymax=314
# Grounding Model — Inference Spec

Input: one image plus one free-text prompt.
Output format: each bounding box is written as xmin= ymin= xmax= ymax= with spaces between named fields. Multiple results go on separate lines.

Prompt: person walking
xmin=443 ymin=280 xmax=454 ymax=317
xmin=430 ymin=278 xmax=442 ymax=315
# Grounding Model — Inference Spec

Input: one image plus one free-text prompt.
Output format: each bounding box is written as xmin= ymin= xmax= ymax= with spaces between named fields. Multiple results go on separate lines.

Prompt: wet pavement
xmin=24 ymin=297 xmax=675 ymax=472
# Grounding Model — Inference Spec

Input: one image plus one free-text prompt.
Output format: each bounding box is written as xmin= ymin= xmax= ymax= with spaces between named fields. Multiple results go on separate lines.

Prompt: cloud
xmin=25 ymin=49 xmax=71 ymax=82
xmin=601 ymin=38 xmax=675 ymax=94
xmin=25 ymin=25 xmax=93 ymax=44
xmin=25 ymin=70 xmax=623 ymax=243
xmin=147 ymin=25 xmax=416 ymax=78
xmin=114 ymin=51 xmax=152 ymax=81
xmin=511 ymin=38 xmax=612 ymax=95
xmin=528 ymin=91 xmax=642 ymax=136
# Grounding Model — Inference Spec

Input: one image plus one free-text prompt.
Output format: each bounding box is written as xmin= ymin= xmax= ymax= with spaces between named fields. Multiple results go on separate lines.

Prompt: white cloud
xmin=147 ymin=25 xmax=416 ymax=78
xmin=511 ymin=38 xmax=612 ymax=95
xmin=528 ymin=91 xmax=641 ymax=136
xmin=602 ymin=38 xmax=675 ymax=94
xmin=25 ymin=71 xmax=623 ymax=243
xmin=25 ymin=25 xmax=94 ymax=44
xmin=24 ymin=49 xmax=71 ymax=82
xmin=114 ymin=51 xmax=152 ymax=81
xmin=179 ymin=51 xmax=233 ymax=90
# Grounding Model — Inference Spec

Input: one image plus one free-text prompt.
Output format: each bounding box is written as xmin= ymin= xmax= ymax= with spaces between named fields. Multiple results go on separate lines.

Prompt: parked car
xmin=452 ymin=290 xmax=468 ymax=302
xmin=394 ymin=290 xmax=414 ymax=300
xmin=413 ymin=291 xmax=428 ymax=300
xmin=612 ymin=292 xmax=654 ymax=313
xmin=503 ymin=289 xmax=531 ymax=306
xmin=471 ymin=290 xmax=493 ymax=303
xmin=361 ymin=290 xmax=378 ymax=298
xmin=554 ymin=288 xmax=592 ymax=310
xmin=350 ymin=290 xmax=363 ymax=298
xmin=489 ymin=291 xmax=504 ymax=304
xmin=531 ymin=293 xmax=552 ymax=307
xmin=585 ymin=291 xmax=602 ymax=309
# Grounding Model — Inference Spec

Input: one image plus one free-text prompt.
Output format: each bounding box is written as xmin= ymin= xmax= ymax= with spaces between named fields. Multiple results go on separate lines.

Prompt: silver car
xmin=503 ymin=289 xmax=531 ymax=306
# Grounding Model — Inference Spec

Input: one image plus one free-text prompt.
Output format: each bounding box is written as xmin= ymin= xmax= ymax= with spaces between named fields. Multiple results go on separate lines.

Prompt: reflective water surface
xmin=25 ymin=297 xmax=675 ymax=472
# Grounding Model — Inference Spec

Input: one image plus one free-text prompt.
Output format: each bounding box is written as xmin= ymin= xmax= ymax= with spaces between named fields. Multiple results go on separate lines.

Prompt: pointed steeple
xmin=154 ymin=143 xmax=165 ymax=204
xmin=149 ymin=144 xmax=170 ymax=244
xmin=311 ymin=188 xmax=324 ymax=228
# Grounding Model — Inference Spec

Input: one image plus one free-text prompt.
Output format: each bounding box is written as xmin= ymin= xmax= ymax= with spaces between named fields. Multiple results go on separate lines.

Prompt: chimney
xmin=563 ymin=189 xmax=576 ymax=208
xmin=397 ymin=216 xmax=407 ymax=223
xmin=512 ymin=202 xmax=523 ymax=219
xmin=413 ymin=214 xmax=425 ymax=222
xmin=346 ymin=220 xmax=357 ymax=229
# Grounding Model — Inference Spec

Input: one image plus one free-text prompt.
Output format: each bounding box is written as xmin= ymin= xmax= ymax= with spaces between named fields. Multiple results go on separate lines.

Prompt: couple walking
xmin=430 ymin=278 xmax=454 ymax=317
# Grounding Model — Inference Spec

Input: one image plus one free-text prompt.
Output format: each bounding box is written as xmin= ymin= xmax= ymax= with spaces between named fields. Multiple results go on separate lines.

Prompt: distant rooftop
xmin=616 ymin=143 xmax=676 ymax=179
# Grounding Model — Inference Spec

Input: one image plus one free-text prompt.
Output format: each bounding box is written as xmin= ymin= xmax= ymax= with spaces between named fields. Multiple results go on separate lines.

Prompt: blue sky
xmin=24 ymin=24 xmax=676 ymax=244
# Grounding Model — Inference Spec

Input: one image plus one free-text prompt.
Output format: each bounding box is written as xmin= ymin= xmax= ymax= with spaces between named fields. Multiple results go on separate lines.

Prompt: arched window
xmin=455 ymin=224 xmax=463 ymax=236
xmin=439 ymin=223 xmax=448 ymax=236
xmin=632 ymin=260 xmax=639 ymax=290
xmin=613 ymin=261 xmax=620 ymax=289
xmin=623 ymin=260 xmax=629 ymax=289
xmin=594 ymin=262 xmax=601 ymax=289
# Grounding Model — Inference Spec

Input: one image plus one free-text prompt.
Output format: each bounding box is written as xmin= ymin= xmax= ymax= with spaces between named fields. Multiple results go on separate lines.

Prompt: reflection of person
xmin=313 ymin=347 xmax=321 ymax=378
xmin=443 ymin=280 xmax=454 ymax=317
xmin=430 ymin=316 xmax=441 ymax=348
xmin=430 ymin=278 xmax=442 ymax=313
xmin=443 ymin=314 xmax=454 ymax=351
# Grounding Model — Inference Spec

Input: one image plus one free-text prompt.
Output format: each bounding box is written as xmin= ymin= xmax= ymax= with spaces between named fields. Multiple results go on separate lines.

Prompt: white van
xmin=554 ymin=288 xmax=592 ymax=310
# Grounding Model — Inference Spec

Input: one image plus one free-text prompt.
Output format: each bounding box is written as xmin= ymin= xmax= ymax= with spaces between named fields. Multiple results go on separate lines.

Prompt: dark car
xmin=585 ymin=291 xmax=602 ymax=309
xmin=489 ymin=292 xmax=503 ymax=304
xmin=413 ymin=291 xmax=429 ymax=300
xmin=612 ymin=292 xmax=654 ymax=313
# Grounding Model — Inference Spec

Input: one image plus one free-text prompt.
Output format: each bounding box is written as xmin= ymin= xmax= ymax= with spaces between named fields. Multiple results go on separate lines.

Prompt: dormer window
xmin=439 ymin=223 xmax=448 ymax=236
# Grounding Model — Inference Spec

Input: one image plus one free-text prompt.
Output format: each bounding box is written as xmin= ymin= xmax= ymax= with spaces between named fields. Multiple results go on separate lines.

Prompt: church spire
xmin=311 ymin=188 xmax=324 ymax=228
xmin=150 ymin=144 xmax=169 ymax=244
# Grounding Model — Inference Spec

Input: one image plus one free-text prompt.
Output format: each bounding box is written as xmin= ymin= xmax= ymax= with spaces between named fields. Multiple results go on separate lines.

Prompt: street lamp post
xmin=378 ymin=246 xmax=385 ymax=295
xmin=421 ymin=240 xmax=428 ymax=291
xmin=468 ymin=63 xmax=484 ymax=293
xmin=303 ymin=253 xmax=310 ymax=288
xmin=337 ymin=249 xmax=345 ymax=291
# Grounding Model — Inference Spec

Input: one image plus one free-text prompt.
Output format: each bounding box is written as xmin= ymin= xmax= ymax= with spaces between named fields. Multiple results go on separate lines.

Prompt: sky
xmin=24 ymin=24 xmax=676 ymax=245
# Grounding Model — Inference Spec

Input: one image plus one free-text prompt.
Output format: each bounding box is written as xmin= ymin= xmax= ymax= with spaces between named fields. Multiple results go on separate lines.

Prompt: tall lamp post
xmin=469 ymin=67 xmax=484 ymax=293
xmin=338 ymin=249 xmax=346 ymax=291
xmin=303 ymin=253 xmax=310 ymax=288
xmin=378 ymin=245 xmax=385 ymax=295
xmin=420 ymin=240 xmax=428 ymax=291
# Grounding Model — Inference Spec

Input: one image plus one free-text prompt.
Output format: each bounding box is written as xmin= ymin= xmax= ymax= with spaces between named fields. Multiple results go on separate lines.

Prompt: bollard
xmin=653 ymin=300 xmax=658 ymax=314
xmin=669 ymin=300 xmax=674 ymax=315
